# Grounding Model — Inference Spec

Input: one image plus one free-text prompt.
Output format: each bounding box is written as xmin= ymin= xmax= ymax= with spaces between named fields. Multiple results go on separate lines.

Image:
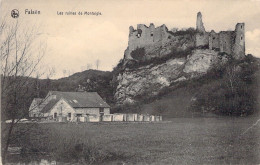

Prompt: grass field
xmin=4 ymin=116 xmax=260 ymax=164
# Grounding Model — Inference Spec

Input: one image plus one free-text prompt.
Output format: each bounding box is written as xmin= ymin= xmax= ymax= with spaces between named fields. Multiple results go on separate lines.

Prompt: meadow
xmin=4 ymin=116 xmax=260 ymax=164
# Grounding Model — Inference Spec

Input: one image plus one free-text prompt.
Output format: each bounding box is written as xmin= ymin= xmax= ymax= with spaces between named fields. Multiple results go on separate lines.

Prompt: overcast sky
xmin=1 ymin=0 xmax=260 ymax=79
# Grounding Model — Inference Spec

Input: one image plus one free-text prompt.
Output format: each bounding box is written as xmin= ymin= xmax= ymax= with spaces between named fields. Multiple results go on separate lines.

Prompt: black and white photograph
xmin=1 ymin=0 xmax=260 ymax=164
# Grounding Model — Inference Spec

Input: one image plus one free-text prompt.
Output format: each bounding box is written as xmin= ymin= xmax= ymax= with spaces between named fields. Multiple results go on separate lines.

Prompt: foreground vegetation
xmin=4 ymin=116 xmax=260 ymax=164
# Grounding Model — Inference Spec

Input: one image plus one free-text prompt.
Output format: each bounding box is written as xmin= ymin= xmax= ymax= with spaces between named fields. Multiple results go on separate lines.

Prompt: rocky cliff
xmin=114 ymin=12 xmax=244 ymax=104
xmin=115 ymin=49 xmax=228 ymax=104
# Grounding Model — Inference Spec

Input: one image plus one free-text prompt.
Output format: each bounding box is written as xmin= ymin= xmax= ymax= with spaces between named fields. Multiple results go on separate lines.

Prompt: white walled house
xmin=46 ymin=98 xmax=75 ymax=121
xmin=29 ymin=91 xmax=110 ymax=121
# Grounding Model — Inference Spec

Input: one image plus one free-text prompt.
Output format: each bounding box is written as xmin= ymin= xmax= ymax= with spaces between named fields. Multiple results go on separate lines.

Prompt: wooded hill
xmin=1 ymin=55 xmax=260 ymax=120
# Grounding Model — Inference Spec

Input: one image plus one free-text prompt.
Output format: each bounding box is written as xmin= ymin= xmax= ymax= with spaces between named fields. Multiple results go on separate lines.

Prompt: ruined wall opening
xmin=137 ymin=29 xmax=142 ymax=38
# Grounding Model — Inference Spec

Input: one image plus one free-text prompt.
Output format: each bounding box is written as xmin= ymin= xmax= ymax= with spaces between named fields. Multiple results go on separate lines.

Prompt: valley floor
xmin=4 ymin=116 xmax=260 ymax=164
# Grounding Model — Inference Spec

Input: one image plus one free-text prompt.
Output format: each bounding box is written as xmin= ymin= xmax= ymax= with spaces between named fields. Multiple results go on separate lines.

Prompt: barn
xmin=29 ymin=91 xmax=110 ymax=121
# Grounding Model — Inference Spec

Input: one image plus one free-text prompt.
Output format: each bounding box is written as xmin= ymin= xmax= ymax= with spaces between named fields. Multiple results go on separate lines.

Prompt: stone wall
xmin=196 ymin=13 xmax=245 ymax=58
xmin=128 ymin=24 xmax=171 ymax=52
xmin=48 ymin=98 xmax=75 ymax=121
xmin=125 ymin=12 xmax=245 ymax=62
xmin=75 ymin=108 xmax=100 ymax=115
xmin=75 ymin=107 xmax=110 ymax=115
xmin=125 ymin=23 xmax=174 ymax=60
xmin=209 ymin=30 xmax=220 ymax=50
xmin=219 ymin=31 xmax=233 ymax=55
xmin=233 ymin=23 xmax=245 ymax=59
xmin=196 ymin=32 xmax=209 ymax=47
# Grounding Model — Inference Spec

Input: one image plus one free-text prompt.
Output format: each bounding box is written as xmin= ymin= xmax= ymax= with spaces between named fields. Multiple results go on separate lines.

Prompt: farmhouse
xmin=29 ymin=91 xmax=110 ymax=121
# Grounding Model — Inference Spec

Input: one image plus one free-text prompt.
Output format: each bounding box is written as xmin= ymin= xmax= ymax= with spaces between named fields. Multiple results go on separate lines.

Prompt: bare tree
xmin=47 ymin=66 xmax=56 ymax=79
xmin=86 ymin=63 xmax=92 ymax=70
xmin=95 ymin=59 xmax=100 ymax=70
xmin=1 ymin=19 xmax=47 ymax=163
xmin=81 ymin=66 xmax=85 ymax=72
xmin=225 ymin=65 xmax=239 ymax=93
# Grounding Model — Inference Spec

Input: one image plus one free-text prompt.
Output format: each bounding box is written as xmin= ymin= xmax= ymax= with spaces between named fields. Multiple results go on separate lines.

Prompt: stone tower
xmin=232 ymin=23 xmax=245 ymax=59
xmin=196 ymin=12 xmax=205 ymax=33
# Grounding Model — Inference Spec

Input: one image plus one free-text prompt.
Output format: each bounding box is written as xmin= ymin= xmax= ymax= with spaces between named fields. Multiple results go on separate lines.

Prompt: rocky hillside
xmin=113 ymin=12 xmax=246 ymax=105
xmin=115 ymin=49 xmax=229 ymax=104
xmin=112 ymin=54 xmax=259 ymax=116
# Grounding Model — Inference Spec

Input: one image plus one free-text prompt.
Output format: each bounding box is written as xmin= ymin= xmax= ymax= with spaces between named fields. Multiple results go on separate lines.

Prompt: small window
xmin=151 ymin=33 xmax=153 ymax=36
xmin=34 ymin=114 xmax=36 ymax=117
xmin=100 ymin=108 xmax=104 ymax=113
xmin=241 ymin=36 xmax=243 ymax=40
xmin=54 ymin=113 xmax=57 ymax=118
xmin=68 ymin=113 xmax=71 ymax=118
xmin=241 ymin=25 xmax=243 ymax=29
xmin=213 ymin=37 xmax=215 ymax=40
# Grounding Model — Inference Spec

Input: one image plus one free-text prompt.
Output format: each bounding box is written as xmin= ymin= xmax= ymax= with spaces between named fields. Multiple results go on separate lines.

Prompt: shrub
xmin=173 ymin=28 xmax=197 ymax=36
xmin=192 ymin=57 xmax=259 ymax=116
xmin=125 ymin=46 xmax=195 ymax=70
xmin=130 ymin=47 xmax=145 ymax=61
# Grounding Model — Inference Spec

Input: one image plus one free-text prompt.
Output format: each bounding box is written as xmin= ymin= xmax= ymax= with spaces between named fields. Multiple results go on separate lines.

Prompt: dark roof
xmin=29 ymin=98 xmax=45 ymax=111
xmin=51 ymin=91 xmax=110 ymax=108
xmin=40 ymin=91 xmax=110 ymax=113
xmin=41 ymin=99 xmax=59 ymax=113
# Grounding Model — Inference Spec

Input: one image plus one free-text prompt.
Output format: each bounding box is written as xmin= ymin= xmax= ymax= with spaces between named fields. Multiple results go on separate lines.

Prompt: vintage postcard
xmin=1 ymin=0 xmax=260 ymax=164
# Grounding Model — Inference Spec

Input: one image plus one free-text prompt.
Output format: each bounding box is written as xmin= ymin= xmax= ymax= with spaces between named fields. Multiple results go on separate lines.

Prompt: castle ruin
xmin=196 ymin=12 xmax=245 ymax=59
xmin=124 ymin=12 xmax=245 ymax=60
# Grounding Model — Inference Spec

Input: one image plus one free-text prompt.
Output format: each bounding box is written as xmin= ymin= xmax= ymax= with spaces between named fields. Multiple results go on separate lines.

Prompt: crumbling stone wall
xmin=209 ymin=30 xmax=219 ymax=50
xmin=128 ymin=24 xmax=171 ymax=52
xmin=196 ymin=32 xmax=209 ymax=47
xmin=196 ymin=12 xmax=245 ymax=58
xmin=219 ymin=31 xmax=233 ymax=55
xmin=196 ymin=12 xmax=205 ymax=33
xmin=124 ymin=12 xmax=245 ymax=61
xmin=232 ymin=23 xmax=245 ymax=59
xmin=125 ymin=23 xmax=174 ymax=60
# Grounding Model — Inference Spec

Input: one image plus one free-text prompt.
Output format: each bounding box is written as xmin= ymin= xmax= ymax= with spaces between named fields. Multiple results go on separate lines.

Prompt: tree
xmin=1 ymin=19 xmax=47 ymax=163
xmin=96 ymin=59 xmax=100 ymax=70
xmin=87 ymin=63 xmax=92 ymax=70
xmin=63 ymin=69 xmax=67 ymax=77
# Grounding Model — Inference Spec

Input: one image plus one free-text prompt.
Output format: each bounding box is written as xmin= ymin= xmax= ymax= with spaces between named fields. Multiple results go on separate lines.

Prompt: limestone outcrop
xmin=115 ymin=49 xmax=228 ymax=104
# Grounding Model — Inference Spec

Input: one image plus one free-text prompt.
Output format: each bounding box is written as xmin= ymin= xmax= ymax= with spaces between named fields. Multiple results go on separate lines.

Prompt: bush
xmin=192 ymin=57 xmax=259 ymax=116
xmin=130 ymin=47 xmax=145 ymax=61
xmin=173 ymin=28 xmax=197 ymax=36
xmin=125 ymin=46 xmax=195 ymax=70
